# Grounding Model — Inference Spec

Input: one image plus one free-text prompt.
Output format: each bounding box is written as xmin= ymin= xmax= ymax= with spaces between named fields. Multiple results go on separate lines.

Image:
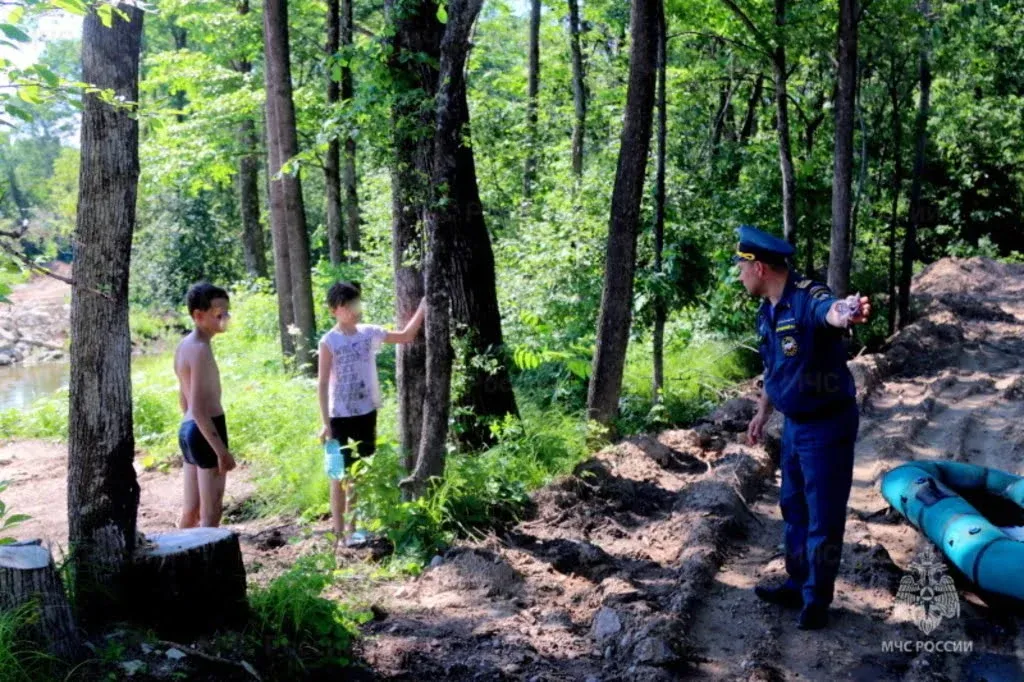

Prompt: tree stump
xmin=129 ymin=528 xmax=248 ymax=638
xmin=0 ymin=540 xmax=82 ymax=660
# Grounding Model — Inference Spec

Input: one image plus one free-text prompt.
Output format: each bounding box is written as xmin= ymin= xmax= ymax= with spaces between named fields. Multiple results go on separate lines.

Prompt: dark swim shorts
xmin=178 ymin=415 xmax=229 ymax=470
xmin=329 ymin=410 xmax=377 ymax=469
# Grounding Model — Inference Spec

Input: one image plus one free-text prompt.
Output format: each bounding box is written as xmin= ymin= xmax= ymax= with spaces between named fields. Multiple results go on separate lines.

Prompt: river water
xmin=0 ymin=362 xmax=69 ymax=411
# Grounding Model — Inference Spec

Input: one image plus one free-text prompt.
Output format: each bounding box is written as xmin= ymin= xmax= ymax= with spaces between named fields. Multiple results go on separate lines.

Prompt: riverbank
xmin=0 ymin=264 xmax=71 ymax=366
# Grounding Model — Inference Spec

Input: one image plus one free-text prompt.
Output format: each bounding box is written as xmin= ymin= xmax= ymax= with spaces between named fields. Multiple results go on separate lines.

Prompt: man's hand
xmin=746 ymin=410 xmax=771 ymax=446
xmin=217 ymin=451 xmax=237 ymax=476
xmin=850 ymin=296 xmax=872 ymax=325
xmin=319 ymin=424 xmax=331 ymax=444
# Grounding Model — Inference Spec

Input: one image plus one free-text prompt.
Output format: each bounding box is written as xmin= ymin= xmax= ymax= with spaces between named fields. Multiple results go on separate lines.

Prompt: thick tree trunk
xmin=773 ymin=0 xmax=797 ymax=246
xmin=652 ymin=0 xmax=667 ymax=401
xmin=523 ymin=0 xmax=540 ymax=200
xmin=827 ymin=0 xmax=858 ymax=297
xmin=233 ymin=0 xmax=268 ymax=279
xmin=449 ymin=89 xmax=519 ymax=449
xmin=326 ymin=0 xmax=345 ymax=264
xmin=898 ymin=0 xmax=931 ymax=330
xmin=586 ymin=0 xmax=658 ymax=426
xmin=341 ymin=0 xmax=361 ymax=257
xmin=386 ymin=0 xmax=442 ymax=470
xmin=401 ymin=0 xmax=484 ymax=499
xmin=887 ymin=81 xmax=903 ymax=336
xmin=264 ymin=0 xmax=316 ymax=371
xmin=265 ymin=105 xmax=296 ymax=359
xmin=568 ymin=0 xmax=586 ymax=178
xmin=69 ymin=2 xmax=143 ymax=625
xmin=128 ymin=529 xmax=248 ymax=639
xmin=0 ymin=542 xmax=81 ymax=660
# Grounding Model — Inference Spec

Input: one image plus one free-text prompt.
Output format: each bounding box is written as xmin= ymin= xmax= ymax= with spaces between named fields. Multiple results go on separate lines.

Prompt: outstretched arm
xmin=384 ymin=298 xmax=426 ymax=344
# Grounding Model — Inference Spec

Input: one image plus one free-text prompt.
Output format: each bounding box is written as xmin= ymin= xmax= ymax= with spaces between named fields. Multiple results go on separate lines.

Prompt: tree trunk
xmin=850 ymin=67 xmax=868 ymax=267
xmin=237 ymin=118 xmax=268 ymax=278
xmin=738 ymin=74 xmax=763 ymax=145
xmin=265 ymin=104 xmax=296 ymax=359
xmin=652 ymin=0 xmax=667 ymax=401
xmin=341 ymin=0 xmax=361 ymax=257
xmin=568 ymin=0 xmax=586 ymax=178
xmin=401 ymin=0 xmax=484 ymax=499
xmin=325 ymin=0 xmax=345 ymax=264
xmin=128 ymin=528 xmax=247 ymax=639
xmin=69 ymin=2 xmax=143 ymax=625
xmin=586 ymin=0 xmax=658 ymax=427
xmin=898 ymin=0 xmax=931 ymax=330
xmin=523 ymin=0 xmax=541 ymax=201
xmin=0 ymin=542 xmax=81 ymax=660
xmin=449 ymin=85 xmax=519 ymax=449
xmin=887 ymin=80 xmax=903 ymax=336
xmin=827 ymin=0 xmax=858 ymax=297
xmin=264 ymin=0 xmax=316 ymax=371
xmin=385 ymin=0 xmax=442 ymax=470
xmin=773 ymin=0 xmax=797 ymax=246
xmin=232 ymin=0 xmax=268 ymax=279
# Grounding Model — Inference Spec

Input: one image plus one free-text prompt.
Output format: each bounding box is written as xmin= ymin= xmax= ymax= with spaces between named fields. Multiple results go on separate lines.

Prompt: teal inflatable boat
xmin=880 ymin=460 xmax=1024 ymax=601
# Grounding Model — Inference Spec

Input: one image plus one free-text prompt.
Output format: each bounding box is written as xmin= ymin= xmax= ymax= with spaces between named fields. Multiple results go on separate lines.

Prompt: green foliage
xmin=0 ymin=481 xmax=30 ymax=545
xmin=0 ymin=603 xmax=60 ymax=682
xmin=246 ymin=553 xmax=366 ymax=675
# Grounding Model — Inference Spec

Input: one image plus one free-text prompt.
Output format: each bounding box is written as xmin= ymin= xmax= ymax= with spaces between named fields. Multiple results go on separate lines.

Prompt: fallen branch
xmin=0 ymin=242 xmax=113 ymax=301
xmin=154 ymin=640 xmax=262 ymax=681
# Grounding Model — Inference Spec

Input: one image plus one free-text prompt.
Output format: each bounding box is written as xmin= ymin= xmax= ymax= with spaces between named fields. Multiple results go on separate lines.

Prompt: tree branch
xmin=667 ymin=30 xmax=768 ymax=58
xmin=0 ymin=242 xmax=113 ymax=301
xmin=718 ymin=0 xmax=774 ymax=55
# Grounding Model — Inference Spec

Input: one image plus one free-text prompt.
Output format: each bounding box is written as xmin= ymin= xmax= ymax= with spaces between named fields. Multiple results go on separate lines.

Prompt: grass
xmin=0 ymin=604 xmax=61 ymax=682
xmin=0 ymin=289 xmax=757 ymax=569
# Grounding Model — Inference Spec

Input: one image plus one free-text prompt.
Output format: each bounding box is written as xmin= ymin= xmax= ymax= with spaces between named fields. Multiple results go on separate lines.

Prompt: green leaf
xmin=50 ymin=0 xmax=90 ymax=15
xmin=0 ymin=23 xmax=30 ymax=42
xmin=436 ymin=4 xmax=448 ymax=23
xmin=3 ymin=103 xmax=33 ymax=123
xmin=2 ymin=514 xmax=30 ymax=529
xmin=97 ymin=3 xmax=113 ymax=28
xmin=7 ymin=7 xmax=25 ymax=24
xmin=17 ymin=85 xmax=43 ymax=105
xmin=33 ymin=65 xmax=60 ymax=88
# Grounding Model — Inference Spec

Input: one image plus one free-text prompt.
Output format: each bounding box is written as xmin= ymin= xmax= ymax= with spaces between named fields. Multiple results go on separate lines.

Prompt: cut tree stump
xmin=0 ymin=540 xmax=82 ymax=660
xmin=129 ymin=528 xmax=248 ymax=638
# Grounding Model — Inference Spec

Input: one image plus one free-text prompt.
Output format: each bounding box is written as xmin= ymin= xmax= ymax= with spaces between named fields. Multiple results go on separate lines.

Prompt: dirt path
xmin=360 ymin=258 xmax=1024 ymax=681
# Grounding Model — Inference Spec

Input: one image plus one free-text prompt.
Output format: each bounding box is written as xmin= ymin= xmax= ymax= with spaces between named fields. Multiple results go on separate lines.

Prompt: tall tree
xmin=402 ymin=0 xmax=485 ymax=498
xmin=523 ymin=0 xmax=541 ymax=200
xmin=264 ymin=0 xmax=316 ymax=369
xmin=827 ymin=0 xmax=858 ymax=296
xmin=325 ymin=0 xmax=345 ymax=264
xmin=652 ymin=0 xmax=667 ymax=401
xmin=567 ymin=0 xmax=586 ymax=178
xmin=385 ymin=0 xmax=442 ymax=469
xmin=898 ymin=0 xmax=932 ymax=329
xmin=264 ymin=103 xmax=296 ymax=359
xmin=340 ymin=0 xmax=361 ymax=256
xmin=586 ymin=0 xmax=659 ymax=426
xmin=68 ymin=1 xmax=144 ymax=624
xmin=885 ymin=50 xmax=910 ymax=335
xmin=773 ymin=0 xmax=797 ymax=245
xmin=232 ymin=0 xmax=268 ymax=279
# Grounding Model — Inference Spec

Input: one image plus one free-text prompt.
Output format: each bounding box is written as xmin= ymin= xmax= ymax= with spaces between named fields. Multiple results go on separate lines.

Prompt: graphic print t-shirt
xmin=321 ymin=325 xmax=388 ymax=418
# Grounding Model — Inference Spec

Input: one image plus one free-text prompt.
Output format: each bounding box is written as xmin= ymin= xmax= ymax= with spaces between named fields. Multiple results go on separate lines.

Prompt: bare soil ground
xmin=358 ymin=258 xmax=1024 ymax=681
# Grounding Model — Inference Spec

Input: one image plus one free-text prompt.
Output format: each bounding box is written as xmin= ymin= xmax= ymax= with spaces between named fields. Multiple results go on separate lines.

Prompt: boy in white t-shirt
xmin=317 ymin=281 xmax=425 ymax=547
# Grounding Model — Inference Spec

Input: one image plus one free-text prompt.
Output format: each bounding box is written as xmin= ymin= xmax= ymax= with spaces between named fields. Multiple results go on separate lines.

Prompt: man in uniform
xmin=735 ymin=225 xmax=872 ymax=630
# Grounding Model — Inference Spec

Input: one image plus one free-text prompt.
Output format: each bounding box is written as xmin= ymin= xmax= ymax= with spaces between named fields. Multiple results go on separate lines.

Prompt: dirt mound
xmin=913 ymin=257 xmax=1024 ymax=297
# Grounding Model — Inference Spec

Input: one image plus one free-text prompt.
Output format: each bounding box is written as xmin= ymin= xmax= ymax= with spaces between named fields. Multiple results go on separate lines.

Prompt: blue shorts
xmin=178 ymin=415 xmax=228 ymax=470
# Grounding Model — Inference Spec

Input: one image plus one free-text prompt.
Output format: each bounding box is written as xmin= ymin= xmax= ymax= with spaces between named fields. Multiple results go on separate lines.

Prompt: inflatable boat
xmin=880 ymin=460 xmax=1024 ymax=601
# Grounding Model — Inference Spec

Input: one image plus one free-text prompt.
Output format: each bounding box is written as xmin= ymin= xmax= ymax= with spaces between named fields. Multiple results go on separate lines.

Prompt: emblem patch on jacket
xmin=782 ymin=335 xmax=799 ymax=357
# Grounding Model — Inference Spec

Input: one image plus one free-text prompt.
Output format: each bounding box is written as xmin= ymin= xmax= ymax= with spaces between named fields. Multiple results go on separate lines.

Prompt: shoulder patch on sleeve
xmin=808 ymin=283 xmax=832 ymax=300
xmin=796 ymin=279 xmax=813 ymax=289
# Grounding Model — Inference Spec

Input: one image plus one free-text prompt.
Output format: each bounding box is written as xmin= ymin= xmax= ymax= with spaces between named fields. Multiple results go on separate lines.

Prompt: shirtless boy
xmin=175 ymin=282 xmax=237 ymax=528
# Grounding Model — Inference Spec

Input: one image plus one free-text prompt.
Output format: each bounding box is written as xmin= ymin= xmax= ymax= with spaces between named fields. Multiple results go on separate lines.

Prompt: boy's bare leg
xmin=329 ymin=479 xmax=345 ymax=546
xmin=178 ymin=462 xmax=200 ymax=529
xmin=197 ymin=468 xmax=227 ymax=527
xmin=342 ymin=480 xmax=357 ymax=538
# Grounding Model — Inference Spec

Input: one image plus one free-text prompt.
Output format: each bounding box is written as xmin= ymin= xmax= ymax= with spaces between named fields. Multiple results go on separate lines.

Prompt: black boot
xmin=797 ymin=603 xmax=829 ymax=630
xmin=754 ymin=581 xmax=803 ymax=609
